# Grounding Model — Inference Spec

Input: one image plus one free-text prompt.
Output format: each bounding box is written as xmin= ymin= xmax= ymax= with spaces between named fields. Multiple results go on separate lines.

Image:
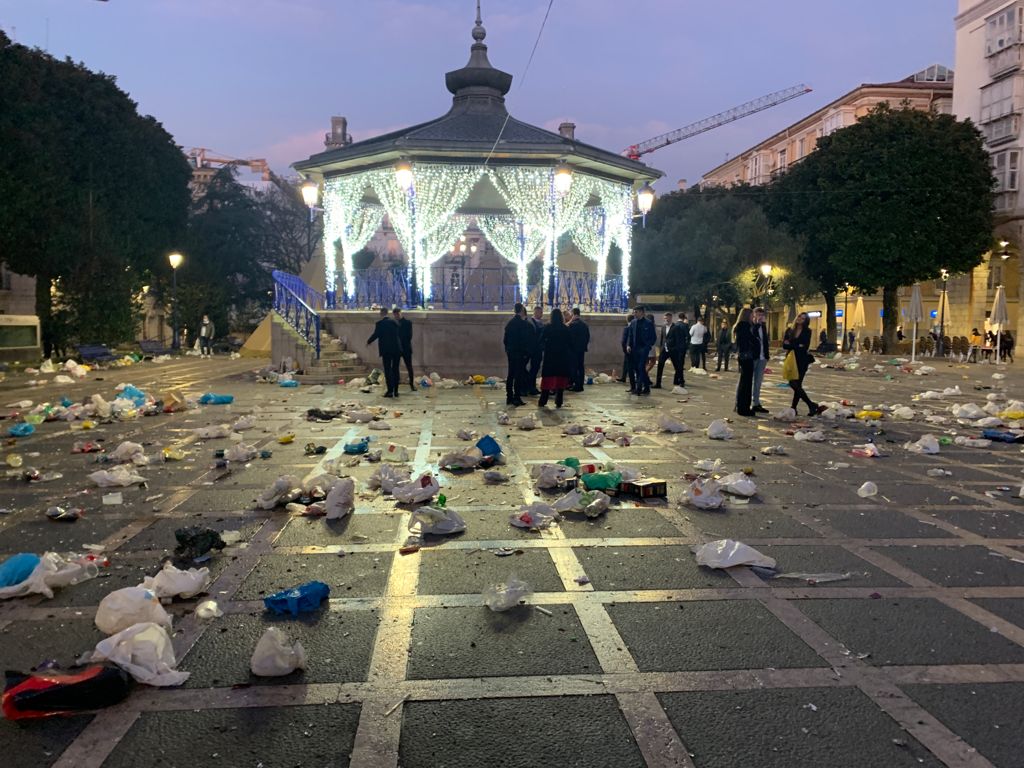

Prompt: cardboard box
xmin=619 ymin=478 xmax=668 ymax=498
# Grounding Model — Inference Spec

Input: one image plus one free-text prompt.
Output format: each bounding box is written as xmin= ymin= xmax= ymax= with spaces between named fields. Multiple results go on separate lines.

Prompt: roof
xmin=293 ymin=11 xmax=660 ymax=185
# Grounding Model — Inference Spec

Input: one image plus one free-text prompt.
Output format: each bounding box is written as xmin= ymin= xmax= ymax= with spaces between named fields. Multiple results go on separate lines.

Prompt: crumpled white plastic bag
xmin=368 ymin=464 xmax=411 ymax=494
xmin=109 ymin=441 xmax=146 ymax=464
xmin=325 ymin=477 xmax=355 ymax=520
xmin=793 ymin=430 xmax=826 ymax=442
xmin=695 ymin=539 xmax=776 ymax=569
xmin=88 ymin=465 xmax=146 ymax=487
xmin=951 ymin=403 xmax=986 ymax=420
xmin=510 ymin=503 xmax=556 ymax=529
xmin=195 ymin=600 xmax=223 ymax=619
xmin=232 ymin=415 xmax=256 ymax=431
xmin=657 ymin=413 xmax=689 ymax=433
xmin=892 ymin=406 xmax=916 ymax=420
xmin=582 ymin=432 xmax=605 ymax=446
xmin=483 ymin=575 xmax=532 ymax=612
xmin=954 ymin=436 xmax=992 ymax=448
xmin=582 ymin=490 xmax=611 ymax=518
xmin=257 ymin=474 xmax=302 ymax=509
xmin=905 ymin=434 xmax=940 ymax=455
xmin=225 ymin=442 xmax=258 ymax=462
xmin=552 ymin=489 xmax=584 ymax=512
xmin=392 ymin=473 xmax=440 ymax=504
xmin=88 ymin=622 xmax=189 ymax=686
xmin=250 ymin=627 xmax=306 ymax=677
xmin=408 ymin=506 xmax=466 ymax=535
xmin=456 ymin=428 xmax=477 ymax=441
xmin=346 ymin=409 xmax=375 ymax=424
xmin=517 ymin=414 xmax=540 ymax=430
xmin=141 ymin=563 xmax=211 ymax=600
xmin=194 ymin=424 xmax=231 ymax=439
xmin=95 ymin=586 xmax=172 ymax=635
xmin=439 ymin=448 xmax=483 ymax=470
xmin=706 ymin=419 xmax=733 ymax=440
xmin=382 ymin=443 xmax=410 ymax=463
xmin=680 ymin=478 xmax=725 ymax=509
xmin=562 ymin=424 xmax=586 ymax=435
xmin=531 ymin=463 xmax=576 ymax=489
xmin=773 ymin=407 xmax=798 ymax=422
xmin=0 ymin=552 xmax=99 ymax=600
xmin=717 ymin=472 xmax=757 ymax=497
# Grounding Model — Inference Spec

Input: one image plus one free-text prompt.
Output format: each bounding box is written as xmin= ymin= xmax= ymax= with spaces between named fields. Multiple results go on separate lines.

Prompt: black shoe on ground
xmin=383 ymin=392 xmax=394 ymax=398
xmin=393 ymin=391 xmax=399 ymax=398
xmin=615 ymin=377 xmax=626 ymax=383
xmin=410 ymin=385 xmax=416 ymax=392
xmin=736 ymin=409 xmax=755 ymax=417
xmin=753 ymin=405 xmax=769 ymax=414
xmin=651 ymin=384 xmax=662 ymax=389
xmin=808 ymin=403 xmax=821 ymax=416
xmin=513 ymin=399 xmax=527 ymax=407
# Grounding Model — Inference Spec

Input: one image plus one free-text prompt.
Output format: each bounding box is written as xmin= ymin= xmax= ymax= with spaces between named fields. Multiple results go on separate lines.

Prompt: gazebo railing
xmin=272 ymin=270 xmax=322 ymax=359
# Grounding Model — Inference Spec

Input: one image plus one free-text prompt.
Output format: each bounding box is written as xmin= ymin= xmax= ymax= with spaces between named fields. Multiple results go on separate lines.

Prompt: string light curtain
xmin=420 ymin=215 xmax=473 ymax=299
xmin=477 ymin=214 xmax=547 ymax=299
xmin=322 ymin=171 xmax=385 ymax=300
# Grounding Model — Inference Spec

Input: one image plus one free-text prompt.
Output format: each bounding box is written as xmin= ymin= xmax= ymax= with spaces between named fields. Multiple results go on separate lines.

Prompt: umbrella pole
xmin=997 ymin=330 xmax=1002 ymax=365
xmin=911 ymin=321 xmax=917 ymax=363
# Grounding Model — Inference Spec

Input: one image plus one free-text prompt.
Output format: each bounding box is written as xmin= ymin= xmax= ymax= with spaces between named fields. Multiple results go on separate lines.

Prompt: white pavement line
xmin=50 ymin=708 xmax=140 ymax=768
xmin=935 ymin=595 xmax=1024 ymax=649
xmin=305 ymin=426 xmax=357 ymax=483
xmin=886 ymin=663 xmax=1024 ymax=685
xmin=412 ymin=415 xmax=434 ymax=473
xmin=572 ymin=601 xmax=638 ymax=674
xmin=349 ymin=698 xmax=404 ymax=768
xmin=842 ymin=544 xmax=939 ymax=588
xmin=615 ymin=691 xmax=696 ymax=768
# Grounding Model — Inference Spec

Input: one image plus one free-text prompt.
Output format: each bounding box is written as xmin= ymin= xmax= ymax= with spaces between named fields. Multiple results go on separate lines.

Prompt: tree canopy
xmin=0 ymin=31 xmax=192 ymax=352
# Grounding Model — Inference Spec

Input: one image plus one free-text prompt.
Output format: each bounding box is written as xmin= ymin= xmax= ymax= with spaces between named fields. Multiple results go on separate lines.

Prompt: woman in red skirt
xmin=538 ymin=308 xmax=573 ymax=408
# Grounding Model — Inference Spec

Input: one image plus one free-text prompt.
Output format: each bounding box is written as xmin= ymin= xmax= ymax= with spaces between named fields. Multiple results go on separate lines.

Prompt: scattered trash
xmin=257 ymin=475 xmax=302 ymax=509
xmin=857 ymin=482 xmax=878 ymax=498
xmin=198 ymin=393 xmax=234 ymax=405
xmin=392 ymin=473 xmax=440 ymax=504
xmin=892 ymin=406 xmax=916 ymax=420
xmin=383 ymin=443 xmax=410 ymax=462
xmin=95 ymin=587 xmax=172 ymax=635
xmin=850 ymin=443 xmax=882 ymax=458
xmin=439 ymin=448 xmax=484 ymax=471
xmin=773 ymin=408 xmax=798 ymax=422
xmin=657 ymin=414 xmax=689 ymax=433
xmin=8 ymin=423 xmax=35 ymax=438
xmin=532 ymin=463 xmax=577 ymax=489
xmin=2 ymin=665 xmax=133 ymax=721
xmin=325 ymin=477 xmax=355 ymax=520
xmin=483 ymin=470 xmax=509 ymax=483
xmin=905 ymin=435 xmax=940 ymax=455
xmin=706 ymin=420 xmax=733 ymax=440
xmin=368 ymin=464 xmax=411 ymax=494
xmin=195 ymin=424 xmax=232 ymax=440
xmin=225 ymin=443 xmax=258 ymax=462
xmin=250 ymin=628 xmax=306 ymax=677
xmin=511 ymin=503 xmax=556 ymax=530
xmin=101 ymin=492 xmax=123 ymax=506
xmin=263 ymin=580 xmax=330 ymax=616
xmin=563 ymin=424 xmax=586 ymax=435
xmin=772 ymin=572 xmax=852 ymax=585
xmin=408 ymin=506 xmax=466 ymax=536
xmin=680 ymin=478 xmax=725 ymax=510
xmin=141 ymin=563 xmax=211 ymax=600
xmin=694 ymin=458 xmax=725 ymax=472
xmin=581 ymin=471 xmax=622 ymax=491
xmin=45 ymin=506 xmax=82 ymax=522
xmin=717 ymin=472 xmax=757 ymax=497
xmin=695 ymin=539 xmax=776 ymax=569
xmin=793 ymin=430 xmax=826 ymax=442
xmin=0 ymin=552 xmax=99 ymax=600
xmin=582 ymin=432 xmax=606 ymax=447
xmin=173 ymin=527 xmax=226 ymax=563
xmin=954 ymin=436 xmax=992 ymax=448
xmin=517 ymin=414 xmax=540 ymax=430
xmin=926 ymin=468 xmax=952 ymax=477
xmin=483 ymin=575 xmax=532 ymax=612
xmin=760 ymin=445 xmax=787 ymax=456
xmin=195 ymin=600 xmax=223 ymax=619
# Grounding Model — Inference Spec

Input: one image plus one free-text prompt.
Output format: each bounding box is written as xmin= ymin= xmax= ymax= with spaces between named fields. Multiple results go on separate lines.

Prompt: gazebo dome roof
xmin=294 ymin=6 xmax=661 ymax=186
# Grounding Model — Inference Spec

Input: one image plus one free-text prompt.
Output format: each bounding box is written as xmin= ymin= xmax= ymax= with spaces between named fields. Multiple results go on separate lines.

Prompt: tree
xmin=260 ymin=174 xmax=323 ymax=276
xmin=0 ymin=32 xmax=191 ymax=352
xmin=632 ymin=187 xmax=804 ymax=318
xmin=767 ymin=103 xmax=994 ymax=349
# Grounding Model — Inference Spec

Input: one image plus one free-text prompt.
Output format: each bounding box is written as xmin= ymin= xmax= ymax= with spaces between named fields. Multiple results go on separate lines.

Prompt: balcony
xmin=985 ymin=114 xmax=1021 ymax=145
xmin=988 ymin=43 xmax=1024 ymax=78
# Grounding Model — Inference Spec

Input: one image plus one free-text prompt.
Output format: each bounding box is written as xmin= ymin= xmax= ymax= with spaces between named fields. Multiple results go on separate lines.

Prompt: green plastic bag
xmin=559 ymin=457 xmax=581 ymax=470
xmin=581 ymin=471 xmax=621 ymax=491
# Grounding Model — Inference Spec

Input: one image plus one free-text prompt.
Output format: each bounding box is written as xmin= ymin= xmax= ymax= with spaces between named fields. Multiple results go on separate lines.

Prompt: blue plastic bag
xmin=119 ymin=385 xmax=147 ymax=406
xmin=60 ymin=397 xmax=73 ymax=408
xmin=982 ymin=428 xmax=1023 ymax=443
xmin=279 ymin=380 xmax=299 ymax=388
xmin=0 ymin=553 xmax=40 ymax=588
xmin=198 ymin=393 xmax=235 ymax=405
xmin=476 ymin=435 xmax=501 ymax=457
xmin=343 ymin=437 xmax=370 ymax=455
xmin=263 ymin=580 xmax=330 ymax=616
xmin=8 ymin=423 xmax=34 ymax=437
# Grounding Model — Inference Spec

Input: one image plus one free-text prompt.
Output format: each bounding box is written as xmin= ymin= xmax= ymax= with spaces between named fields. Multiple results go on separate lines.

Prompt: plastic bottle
xmin=162 ymin=447 xmax=186 ymax=462
xmin=5 ymin=454 xmax=23 ymax=468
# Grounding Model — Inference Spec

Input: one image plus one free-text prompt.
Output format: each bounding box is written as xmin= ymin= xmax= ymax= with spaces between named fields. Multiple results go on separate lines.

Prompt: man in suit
xmin=567 ymin=307 xmax=590 ymax=392
xmin=503 ymin=303 xmax=533 ymax=407
xmin=367 ymin=307 xmax=401 ymax=398
xmin=526 ymin=305 xmax=544 ymax=395
xmin=392 ymin=308 xmax=415 ymax=392
xmin=751 ymin=306 xmax=770 ymax=414
xmin=653 ymin=311 xmax=676 ymax=389
xmin=626 ymin=305 xmax=657 ymax=395
xmin=669 ymin=312 xmax=687 ymax=386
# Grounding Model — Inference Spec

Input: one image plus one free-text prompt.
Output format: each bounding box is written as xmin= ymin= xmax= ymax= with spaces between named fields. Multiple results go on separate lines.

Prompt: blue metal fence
xmin=272 ymin=270 xmax=322 ymax=359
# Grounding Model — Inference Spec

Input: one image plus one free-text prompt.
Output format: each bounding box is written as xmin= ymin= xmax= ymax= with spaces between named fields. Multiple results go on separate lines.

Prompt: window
xmin=797 ymin=137 xmax=806 ymax=159
xmin=993 ymin=149 xmax=1020 ymax=191
xmin=981 ymin=78 xmax=1016 ymax=123
xmin=984 ymin=114 xmax=1019 ymax=144
xmin=989 ymin=262 xmax=1004 ymax=290
xmin=987 ymin=5 xmax=1023 ymax=56
xmin=822 ymin=112 xmax=843 ymax=136
xmin=749 ymin=153 xmax=763 ymax=183
xmin=778 ymin=148 xmax=787 ymax=169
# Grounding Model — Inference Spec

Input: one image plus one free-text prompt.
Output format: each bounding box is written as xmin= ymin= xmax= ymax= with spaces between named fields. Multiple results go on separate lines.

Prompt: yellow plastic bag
xmin=1000 ymin=410 xmax=1024 ymax=421
xmin=781 ymin=351 xmax=798 ymax=381
xmin=856 ymin=410 xmax=883 ymax=420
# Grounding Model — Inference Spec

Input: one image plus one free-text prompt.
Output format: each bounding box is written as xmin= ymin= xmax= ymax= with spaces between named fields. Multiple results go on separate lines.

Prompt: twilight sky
xmin=0 ymin=0 xmax=956 ymax=191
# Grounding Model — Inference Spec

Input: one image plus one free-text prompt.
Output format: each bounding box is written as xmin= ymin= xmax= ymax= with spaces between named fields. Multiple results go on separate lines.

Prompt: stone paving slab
xmin=573 ymin=544 xmax=734 ymax=591
xmin=0 ymin=715 xmax=94 ymax=768
xmin=417 ymin=548 xmax=564 ymax=595
xmin=101 ymin=703 xmax=362 ymax=768
xmin=927 ymin=507 xmax=1024 ymax=538
xmin=273 ymin=513 xmax=401 ymax=547
xmin=755 ymin=544 xmax=907 ymax=587
xmin=399 ymin=696 xmax=645 ymax=767
xmin=876 ymin=544 xmax=1024 ymax=587
xmin=688 ymin=508 xmax=822 ymax=539
xmin=234 ymin=552 xmax=393 ymax=600
xmin=970 ymin=597 xmax=1024 ymax=629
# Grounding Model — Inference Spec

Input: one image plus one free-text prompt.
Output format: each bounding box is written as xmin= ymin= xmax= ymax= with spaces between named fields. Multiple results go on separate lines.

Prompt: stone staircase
xmin=271 ymin=313 xmax=370 ymax=384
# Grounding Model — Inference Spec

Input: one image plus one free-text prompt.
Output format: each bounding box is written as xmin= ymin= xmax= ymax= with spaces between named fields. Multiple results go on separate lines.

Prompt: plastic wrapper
xmin=263 ymin=580 xmax=330 ymax=616
xmin=793 ymin=430 xmax=826 ymax=442
xmin=954 ymin=436 xmax=992 ymax=448
xmin=0 ymin=552 xmax=99 ymax=600
xmin=367 ymin=420 xmax=391 ymax=430
xmin=497 ymin=412 xmax=511 ymax=425
xmin=905 ymin=434 xmax=940 ymax=455
xmin=531 ymin=463 xmax=576 ymax=489
xmin=679 ymin=478 xmax=725 ymax=509
xmin=857 ymin=481 xmax=878 ymax=498
xmin=516 ymin=414 xmax=540 ymax=430
xmin=109 ymin=441 xmax=146 ymax=464
xmin=951 ymin=403 xmax=986 ymax=420
xmin=694 ymin=539 xmax=776 ymax=569
xmin=760 ymin=445 xmax=786 ymax=455
xmin=198 ymin=393 xmax=234 ymax=405
xmin=773 ymin=407 xmax=798 ymax=422
xmin=225 ymin=443 xmax=258 ymax=462
xmin=383 ymin=443 xmax=410 ymax=462
xmin=439 ymin=448 xmax=483 ymax=471
xmin=892 ymin=406 xmax=916 ymax=420
xmin=456 ymin=428 xmax=478 ymax=441
xmin=85 ymin=622 xmax=188 ymax=686
xmin=483 ymin=576 xmax=532 ymax=612
xmin=582 ymin=490 xmax=611 ymax=518
xmin=562 ymin=424 xmax=586 ymax=435
xmin=256 ymin=475 xmax=303 ymax=510
xmin=195 ymin=600 xmax=223 ymax=619
xmin=552 ymin=489 xmax=584 ymax=512
xmin=141 ymin=563 xmax=211 ymax=599
xmin=95 ymin=587 xmax=172 ymax=635
xmin=325 ymin=477 xmax=355 ymax=520
xmin=345 ymin=409 xmax=375 ymax=423
xmin=408 ymin=506 xmax=467 ymax=536
xmin=232 ymin=415 xmax=256 ymax=431
xmin=392 ymin=473 xmax=440 ymax=504
xmin=657 ymin=414 xmax=689 ymax=433
xmin=706 ymin=420 xmax=733 ymax=440
xmin=194 ymin=424 xmax=231 ymax=439
xmin=2 ymin=664 xmax=132 ymax=721
xmin=581 ymin=471 xmax=621 ymax=491
xmin=368 ymin=465 xmax=411 ymax=494
xmin=694 ymin=458 xmax=724 ymax=471
xmin=717 ymin=472 xmax=757 ymax=497
xmin=484 ymin=470 xmax=509 ymax=483
xmin=510 ymin=503 xmax=556 ymax=529
xmin=250 ymin=628 xmax=306 ymax=677
xmin=582 ymin=432 xmax=605 ymax=447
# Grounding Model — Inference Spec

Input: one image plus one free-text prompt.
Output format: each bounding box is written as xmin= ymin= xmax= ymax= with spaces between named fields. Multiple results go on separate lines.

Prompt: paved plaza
xmin=1 ymin=354 xmax=1023 ymax=767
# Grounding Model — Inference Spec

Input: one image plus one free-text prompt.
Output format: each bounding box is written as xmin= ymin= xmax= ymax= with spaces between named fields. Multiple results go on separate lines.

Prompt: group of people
xmin=366 ymin=308 xmax=416 ymax=397
xmin=968 ymin=328 xmax=1015 ymax=363
xmin=733 ymin=307 xmax=818 ymax=417
xmin=503 ymin=304 xmax=590 ymax=408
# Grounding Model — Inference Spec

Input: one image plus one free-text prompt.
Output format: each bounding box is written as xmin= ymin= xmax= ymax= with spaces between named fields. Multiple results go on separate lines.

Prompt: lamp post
xmin=842 ymin=283 xmax=850 ymax=351
xmin=168 ymin=251 xmax=184 ymax=350
xmin=937 ymin=268 xmax=949 ymax=358
xmin=637 ymin=182 xmax=655 ymax=228
xmin=395 ymin=160 xmax=419 ymax=308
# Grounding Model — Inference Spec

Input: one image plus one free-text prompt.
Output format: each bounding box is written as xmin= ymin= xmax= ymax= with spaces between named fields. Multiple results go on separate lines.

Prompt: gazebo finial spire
xmin=472 ymin=0 xmax=486 ymax=42
xmin=444 ymin=0 xmax=512 ymax=102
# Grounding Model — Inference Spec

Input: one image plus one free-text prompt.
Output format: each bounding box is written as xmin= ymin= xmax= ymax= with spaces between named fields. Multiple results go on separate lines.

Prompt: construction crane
xmin=623 ymin=84 xmax=812 ymax=161
xmin=186 ymin=148 xmax=271 ymax=181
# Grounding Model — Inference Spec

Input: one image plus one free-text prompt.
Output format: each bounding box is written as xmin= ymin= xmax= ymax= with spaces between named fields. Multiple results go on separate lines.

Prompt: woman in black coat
xmin=782 ymin=312 xmax=819 ymax=415
xmin=732 ymin=308 xmax=756 ymax=416
xmin=538 ymin=309 xmax=573 ymax=408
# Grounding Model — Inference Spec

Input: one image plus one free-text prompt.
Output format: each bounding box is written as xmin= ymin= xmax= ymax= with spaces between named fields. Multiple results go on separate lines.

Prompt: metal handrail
xmin=272 ymin=270 xmax=321 ymax=359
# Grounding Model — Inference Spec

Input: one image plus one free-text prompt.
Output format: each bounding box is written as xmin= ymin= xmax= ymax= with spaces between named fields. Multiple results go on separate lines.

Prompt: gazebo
xmin=293 ymin=5 xmax=661 ymax=312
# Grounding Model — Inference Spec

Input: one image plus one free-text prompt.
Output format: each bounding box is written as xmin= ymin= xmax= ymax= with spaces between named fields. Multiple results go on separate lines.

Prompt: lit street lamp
xmin=937 ymin=267 xmax=950 ymax=358
xmin=637 ymin=182 xmax=655 ymax=227
xmin=301 ymin=180 xmax=319 ymax=259
xmin=168 ymin=251 xmax=184 ymax=350
xmin=394 ymin=159 xmax=420 ymax=308
xmin=548 ymin=162 xmax=573 ymax=307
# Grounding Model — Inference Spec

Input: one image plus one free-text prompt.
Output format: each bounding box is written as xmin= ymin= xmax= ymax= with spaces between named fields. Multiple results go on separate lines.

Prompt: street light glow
xmin=553 ymin=161 xmax=572 ymax=196
xmin=168 ymin=252 xmax=184 ymax=270
xmin=395 ymin=159 xmax=414 ymax=191
xmin=760 ymin=263 xmax=773 ymax=277
xmin=637 ymin=182 xmax=655 ymax=215
xmin=301 ymin=180 xmax=319 ymax=208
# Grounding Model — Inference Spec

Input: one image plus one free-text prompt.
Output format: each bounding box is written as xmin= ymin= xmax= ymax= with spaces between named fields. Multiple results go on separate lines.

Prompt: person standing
xmin=676 ymin=313 xmax=690 ymax=379
xmin=503 ymin=303 xmax=532 ymax=407
xmin=526 ymin=306 xmax=544 ymax=395
xmin=668 ymin=312 xmax=687 ymax=387
xmin=751 ymin=307 xmax=770 ymax=414
xmin=538 ymin=308 xmax=573 ymax=408
xmin=700 ymin=321 xmax=711 ymax=369
xmin=567 ymin=307 xmax=590 ymax=392
xmin=689 ymin=316 xmax=706 ymax=369
xmin=199 ymin=314 xmax=215 ymax=358
xmin=392 ymin=308 xmax=415 ymax=391
xmin=715 ymin=319 xmax=732 ymax=371
xmin=653 ymin=312 xmax=674 ymax=389
xmin=617 ymin=318 xmax=631 ymax=383
xmin=367 ymin=308 xmax=401 ymax=398
xmin=782 ymin=312 xmax=819 ymax=416
xmin=626 ymin=305 xmax=656 ymax=395
xmin=733 ymin=308 xmax=756 ymax=416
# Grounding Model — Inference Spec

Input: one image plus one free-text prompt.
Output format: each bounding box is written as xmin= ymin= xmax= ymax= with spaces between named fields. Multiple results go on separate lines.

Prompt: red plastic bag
xmin=3 ymin=664 xmax=132 ymax=720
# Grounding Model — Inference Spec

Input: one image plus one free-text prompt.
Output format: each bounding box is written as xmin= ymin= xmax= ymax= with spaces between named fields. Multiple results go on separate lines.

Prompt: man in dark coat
xmin=526 ymin=305 xmax=544 ymax=395
xmin=367 ymin=307 xmax=401 ymax=398
xmin=503 ymin=303 xmax=533 ymax=407
xmin=567 ymin=307 xmax=590 ymax=392
xmin=617 ymin=319 xmax=631 ymax=383
xmin=668 ymin=312 xmax=687 ymax=386
xmin=654 ymin=311 xmax=676 ymax=389
xmin=626 ymin=305 xmax=657 ymax=395
xmin=392 ymin=308 xmax=415 ymax=391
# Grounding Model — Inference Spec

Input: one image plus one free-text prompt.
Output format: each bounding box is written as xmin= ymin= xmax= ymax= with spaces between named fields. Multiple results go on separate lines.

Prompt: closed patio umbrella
xmin=991 ymin=284 xmax=1009 ymax=364
xmin=907 ymin=283 xmax=925 ymax=363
